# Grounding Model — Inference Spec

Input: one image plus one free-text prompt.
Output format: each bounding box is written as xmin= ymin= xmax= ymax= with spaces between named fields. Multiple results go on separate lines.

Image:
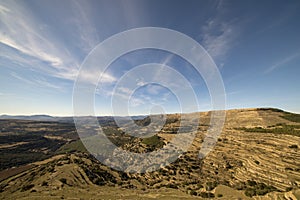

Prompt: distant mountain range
xmin=0 ymin=114 xmax=147 ymax=122
xmin=0 ymin=114 xmax=58 ymax=121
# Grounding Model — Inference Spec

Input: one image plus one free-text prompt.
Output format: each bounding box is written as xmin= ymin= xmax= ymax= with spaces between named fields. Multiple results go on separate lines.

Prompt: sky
xmin=0 ymin=0 xmax=300 ymax=116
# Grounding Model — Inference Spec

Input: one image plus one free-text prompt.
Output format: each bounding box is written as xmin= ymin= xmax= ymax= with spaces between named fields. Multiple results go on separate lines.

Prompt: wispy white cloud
xmin=129 ymin=96 xmax=145 ymax=107
xmin=10 ymin=72 xmax=62 ymax=90
xmin=1 ymin=37 xmax=64 ymax=67
xmin=201 ymin=18 xmax=238 ymax=66
xmin=136 ymin=79 xmax=146 ymax=87
xmin=68 ymin=0 xmax=100 ymax=52
xmin=0 ymin=1 xmax=78 ymax=80
xmin=0 ymin=4 xmax=10 ymax=13
xmin=79 ymin=70 xmax=117 ymax=85
xmin=118 ymin=87 xmax=133 ymax=95
xmin=34 ymin=78 xmax=62 ymax=90
xmin=265 ymin=52 xmax=300 ymax=74
xmin=10 ymin=72 xmax=34 ymax=85
xmin=160 ymin=54 xmax=174 ymax=66
xmin=146 ymin=84 xmax=164 ymax=95
xmin=0 ymin=0 xmax=108 ymax=86
xmin=200 ymin=2 xmax=241 ymax=67
xmin=226 ymin=90 xmax=240 ymax=96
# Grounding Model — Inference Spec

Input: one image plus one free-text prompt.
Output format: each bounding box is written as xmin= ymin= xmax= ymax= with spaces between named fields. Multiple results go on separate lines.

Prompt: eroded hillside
xmin=0 ymin=108 xmax=300 ymax=199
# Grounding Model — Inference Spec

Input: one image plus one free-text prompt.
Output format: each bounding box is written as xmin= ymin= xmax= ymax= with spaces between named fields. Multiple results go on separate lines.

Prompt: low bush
xmin=206 ymin=181 xmax=218 ymax=191
xmin=21 ymin=184 xmax=34 ymax=192
xmin=59 ymin=178 xmax=67 ymax=184
xmin=288 ymin=144 xmax=298 ymax=149
xmin=244 ymin=180 xmax=277 ymax=197
xmin=199 ymin=192 xmax=215 ymax=198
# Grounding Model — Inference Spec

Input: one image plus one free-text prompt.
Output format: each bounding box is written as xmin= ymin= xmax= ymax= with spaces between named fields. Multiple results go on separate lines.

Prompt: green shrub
xmin=197 ymin=183 xmax=204 ymax=189
xmin=21 ymin=184 xmax=34 ymax=192
xmin=190 ymin=190 xmax=197 ymax=196
xmin=288 ymin=144 xmax=298 ymax=148
xmin=206 ymin=181 xmax=218 ymax=191
xmin=59 ymin=178 xmax=67 ymax=184
xmin=199 ymin=192 xmax=215 ymax=198
xmin=247 ymin=180 xmax=257 ymax=187
xmin=244 ymin=180 xmax=277 ymax=197
xmin=165 ymin=183 xmax=178 ymax=189
xmin=234 ymin=182 xmax=246 ymax=190
xmin=245 ymin=188 xmax=256 ymax=197
xmin=142 ymin=135 xmax=164 ymax=148
xmin=41 ymin=181 xmax=48 ymax=186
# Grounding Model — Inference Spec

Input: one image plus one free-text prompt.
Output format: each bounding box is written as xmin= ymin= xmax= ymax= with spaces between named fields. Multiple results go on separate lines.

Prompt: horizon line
xmin=1 ymin=107 xmax=297 ymax=118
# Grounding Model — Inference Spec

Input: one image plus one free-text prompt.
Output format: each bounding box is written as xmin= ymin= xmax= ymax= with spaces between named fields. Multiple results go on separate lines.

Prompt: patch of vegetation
xmin=166 ymin=117 xmax=179 ymax=124
xmin=134 ymin=116 xmax=151 ymax=126
xmin=0 ymin=151 xmax=49 ymax=171
xmin=165 ymin=183 xmax=178 ymax=189
xmin=206 ymin=181 xmax=218 ymax=191
xmin=257 ymin=108 xmax=284 ymax=112
xmin=281 ymin=113 xmax=300 ymax=123
xmin=236 ymin=123 xmax=300 ymax=137
xmin=288 ymin=144 xmax=298 ymax=149
xmin=20 ymin=184 xmax=34 ymax=192
xmin=103 ymin=127 xmax=124 ymax=136
xmin=41 ymin=181 xmax=48 ymax=186
xmin=245 ymin=188 xmax=256 ymax=197
xmin=233 ymin=182 xmax=246 ymax=190
xmin=199 ymin=192 xmax=215 ymax=198
xmin=142 ymin=135 xmax=164 ymax=149
xmin=285 ymin=167 xmax=293 ymax=171
xmin=78 ymin=160 xmax=117 ymax=187
xmin=189 ymin=189 xmax=197 ymax=196
xmin=0 ymin=119 xmax=76 ymax=170
xmin=244 ymin=180 xmax=277 ymax=197
xmin=59 ymin=178 xmax=67 ymax=184
xmin=57 ymin=140 xmax=88 ymax=154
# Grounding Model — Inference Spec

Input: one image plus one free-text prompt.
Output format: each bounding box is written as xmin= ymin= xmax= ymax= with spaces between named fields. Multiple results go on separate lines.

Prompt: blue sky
xmin=0 ymin=0 xmax=300 ymax=116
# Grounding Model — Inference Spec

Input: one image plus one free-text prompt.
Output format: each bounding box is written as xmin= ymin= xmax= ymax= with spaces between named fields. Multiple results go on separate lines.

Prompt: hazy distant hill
xmin=0 ymin=114 xmax=57 ymax=121
xmin=0 ymin=114 xmax=147 ymax=123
